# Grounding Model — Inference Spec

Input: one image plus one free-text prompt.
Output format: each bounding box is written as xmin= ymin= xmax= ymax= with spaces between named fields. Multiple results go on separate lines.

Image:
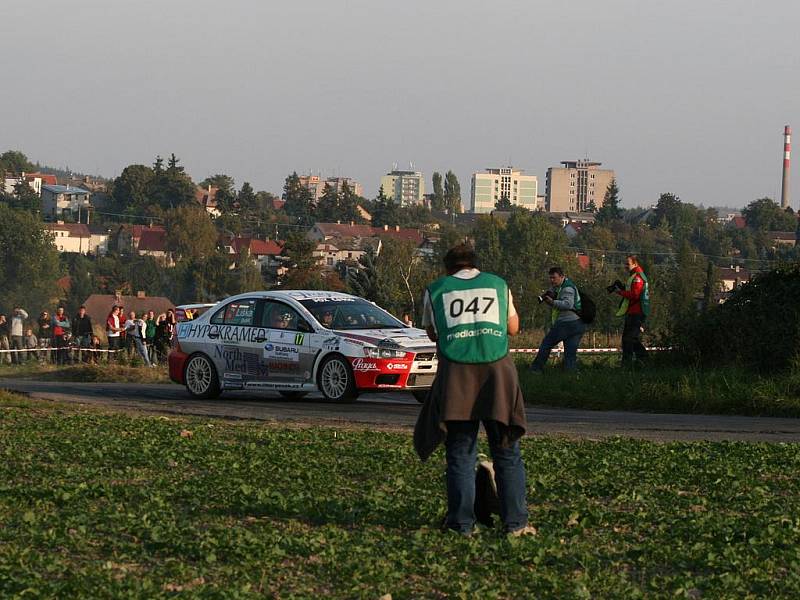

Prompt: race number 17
xmin=441 ymin=288 xmax=501 ymax=328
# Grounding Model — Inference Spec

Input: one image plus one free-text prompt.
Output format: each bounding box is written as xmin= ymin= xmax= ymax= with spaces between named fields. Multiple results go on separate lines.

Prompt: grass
xmin=516 ymin=354 xmax=800 ymax=417
xmin=1 ymin=392 xmax=800 ymax=598
xmin=0 ymin=361 xmax=171 ymax=384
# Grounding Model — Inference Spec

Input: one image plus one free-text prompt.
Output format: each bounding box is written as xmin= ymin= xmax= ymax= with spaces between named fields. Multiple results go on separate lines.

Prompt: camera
xmin=606 ymin=280 xmax=624 ymax=294
xmin=537 ymin=290 xmax=556 ymax=304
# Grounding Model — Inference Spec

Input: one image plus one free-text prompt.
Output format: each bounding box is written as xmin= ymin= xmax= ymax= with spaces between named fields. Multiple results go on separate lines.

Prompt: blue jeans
xmin=131 ymin=337 xmax=151 ymax=366
xmin=444 ymin=420 xmax=528 ymax=533
xmin=530 ymin=318 xmax=586 ymax=371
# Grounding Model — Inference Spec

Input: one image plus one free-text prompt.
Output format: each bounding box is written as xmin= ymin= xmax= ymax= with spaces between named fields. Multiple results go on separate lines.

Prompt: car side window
xmin=261 ymin=301 xmax=308 ymax=331
xmin=210 ymin=299 xmax=257 ymax=326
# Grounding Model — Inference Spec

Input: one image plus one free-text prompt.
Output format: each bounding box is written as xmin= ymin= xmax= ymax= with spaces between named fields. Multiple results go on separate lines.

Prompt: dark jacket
xmin=413 ymin=354 xmax=527 ymax=461
xmin=72 ymin=314 xmax=93 ymax=337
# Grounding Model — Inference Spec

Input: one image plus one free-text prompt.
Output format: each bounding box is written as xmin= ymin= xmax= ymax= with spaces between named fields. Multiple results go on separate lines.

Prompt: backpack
xmin=576 ymin=289 xmax=596 ymax=325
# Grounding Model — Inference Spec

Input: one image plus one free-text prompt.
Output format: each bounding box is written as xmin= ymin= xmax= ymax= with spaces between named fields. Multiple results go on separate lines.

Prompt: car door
xmin=207 ymin=298 xmax=268 ymax=389
xmin=260 ymin=300 xmax=315 ymax=386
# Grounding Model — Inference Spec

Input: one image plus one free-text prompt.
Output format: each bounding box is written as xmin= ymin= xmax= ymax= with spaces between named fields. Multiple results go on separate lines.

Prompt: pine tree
xmin=315 ymin=183 xmax=339 ymax=223
xmin=494 ymin=193 xmax=512 ymax=211
xmin=596 ymin=178 xmax=621 ymax=224
xmin=282 ymin=172 xmax=315 ymax=227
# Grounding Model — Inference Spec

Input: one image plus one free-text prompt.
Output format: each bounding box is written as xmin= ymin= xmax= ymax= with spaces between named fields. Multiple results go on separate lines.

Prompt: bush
xmin=680 ymin=264 xmax=800 ymax=372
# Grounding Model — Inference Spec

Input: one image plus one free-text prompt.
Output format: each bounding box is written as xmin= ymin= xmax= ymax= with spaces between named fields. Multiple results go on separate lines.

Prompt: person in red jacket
xmin=611 ymin=255 xmax=650 ymax=365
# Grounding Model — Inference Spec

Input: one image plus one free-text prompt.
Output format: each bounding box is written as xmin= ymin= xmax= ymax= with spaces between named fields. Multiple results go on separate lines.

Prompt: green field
xmin=1 ymin=393 xmax=799 ymax=598
xmin=514 ymin=354 xmax=800 ymax=418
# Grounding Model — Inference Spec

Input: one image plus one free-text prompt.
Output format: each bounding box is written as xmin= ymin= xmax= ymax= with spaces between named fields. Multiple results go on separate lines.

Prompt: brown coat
xmin=413 ymin=354 xmax=527 ymax=461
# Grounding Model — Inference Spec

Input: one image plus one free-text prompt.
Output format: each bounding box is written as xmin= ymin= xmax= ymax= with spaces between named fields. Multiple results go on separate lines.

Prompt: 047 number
xmin=449 ymin=296 xmax=495 ymax=318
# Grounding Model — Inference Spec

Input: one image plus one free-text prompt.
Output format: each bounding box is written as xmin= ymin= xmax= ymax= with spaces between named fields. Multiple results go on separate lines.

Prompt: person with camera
xmin=608 ymin=254 xmax=650 ymax=365
xmin=414 ymin=243 xmax=533 ymax=537
xmin=529 ymin=266 xmax=586 ymax=373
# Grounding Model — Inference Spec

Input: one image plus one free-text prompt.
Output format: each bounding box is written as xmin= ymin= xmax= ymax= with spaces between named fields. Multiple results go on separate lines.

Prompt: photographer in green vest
xmin=529 ymin=266 xmax=586 ymax=372
xmin=414 ymin=243 xmax=533 ymax=537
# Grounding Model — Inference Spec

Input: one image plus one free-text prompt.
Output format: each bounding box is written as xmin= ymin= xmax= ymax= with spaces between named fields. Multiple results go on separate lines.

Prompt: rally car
xmin=168 ymin=290 xmax=438 ymax=403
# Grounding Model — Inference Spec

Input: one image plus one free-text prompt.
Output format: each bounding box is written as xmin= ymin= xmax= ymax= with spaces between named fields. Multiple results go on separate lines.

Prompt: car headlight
xmin=364 ymin=347 xmax=408 ymax=359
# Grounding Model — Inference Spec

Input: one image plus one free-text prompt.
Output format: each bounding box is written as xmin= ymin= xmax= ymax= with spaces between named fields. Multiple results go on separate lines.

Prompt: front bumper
xmin=349 ymin=352 xmax=437 ymax=390
xmin=168 ymin=350 xmax=189 ymax=384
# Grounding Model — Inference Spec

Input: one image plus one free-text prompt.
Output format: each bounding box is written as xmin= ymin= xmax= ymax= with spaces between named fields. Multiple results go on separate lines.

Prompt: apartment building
xmin=469 ymin=167 xmax=538 ymax=213
xmin=379 ymin=170 xmax=425 ymax=206
xmin=298 ymin=175 xmax=364 ymax=201
xmin=545 ymin=160 xmax=614 ymax=213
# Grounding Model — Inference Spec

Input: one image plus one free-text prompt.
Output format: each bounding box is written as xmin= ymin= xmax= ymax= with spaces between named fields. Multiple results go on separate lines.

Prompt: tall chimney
xmin=781 ymin=125 xmax=791 ymax=209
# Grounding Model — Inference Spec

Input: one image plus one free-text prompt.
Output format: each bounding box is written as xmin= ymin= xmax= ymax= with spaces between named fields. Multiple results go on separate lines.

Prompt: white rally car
xmin=169 ymin=290 xmax=438 ymax=402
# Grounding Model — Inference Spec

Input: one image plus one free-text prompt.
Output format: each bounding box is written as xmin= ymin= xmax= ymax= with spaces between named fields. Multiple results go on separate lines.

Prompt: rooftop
xmin=42 ymin=184 xmax=90 ymax=195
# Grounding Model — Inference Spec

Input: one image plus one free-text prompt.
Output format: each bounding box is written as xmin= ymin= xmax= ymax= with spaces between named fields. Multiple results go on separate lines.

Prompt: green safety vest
xmin=616 ymin=270 xmax=650 ymax=317
xmin=428 ymin=272 xmax=509 ymax=364
xmin=550 ymin=278 xmax=581 ymax=325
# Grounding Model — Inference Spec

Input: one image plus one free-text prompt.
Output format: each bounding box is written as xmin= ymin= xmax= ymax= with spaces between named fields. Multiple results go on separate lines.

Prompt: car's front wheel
xmin=317 ymin=355 xmax=358 ymax=402
xmin=184 ymin=354 xmax=221 ymax=399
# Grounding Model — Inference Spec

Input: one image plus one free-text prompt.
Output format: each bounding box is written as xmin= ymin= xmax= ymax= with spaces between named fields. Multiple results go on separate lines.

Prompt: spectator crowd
xmin=0 ymin=303 xmax=178 ymax=366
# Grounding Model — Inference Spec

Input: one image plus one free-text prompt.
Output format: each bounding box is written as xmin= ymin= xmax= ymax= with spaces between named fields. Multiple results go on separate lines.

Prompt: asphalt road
xmin=2 ymin=378 xmax=800 ymax=442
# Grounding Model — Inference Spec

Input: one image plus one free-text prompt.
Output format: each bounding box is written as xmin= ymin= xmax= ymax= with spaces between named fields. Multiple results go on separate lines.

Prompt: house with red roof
xmin=46 ymin=222 xmax=92 ymax=254
xmin=137 ymin=228 xmax=172 ymax=264
xmin=196 ymin=185 xmax=221 ymax=217
xmin=225 ymin=236 xmax=285 ymax=276
xmin=308 ymin=222 xmax=428 ymax=269
xmin=768 ymin=231 xmax=797 ymax=248
xmin=114 ymin=224 xmax=166 ymax=255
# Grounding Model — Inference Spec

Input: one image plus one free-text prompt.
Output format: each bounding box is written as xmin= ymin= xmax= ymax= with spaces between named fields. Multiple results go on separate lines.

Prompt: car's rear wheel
xmin=412 ymin=390 xmax=429 ymax=404
xmin=184 ymin=354 xmax=221 ymax=399
xmin=279 ymin=391 xmax=308 ymax=399
xmin=317 ymin=355 xmax=358 ymax=402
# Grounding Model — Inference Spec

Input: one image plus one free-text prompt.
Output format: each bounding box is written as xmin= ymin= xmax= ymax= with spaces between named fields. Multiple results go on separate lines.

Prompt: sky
xmin=1 ymin=0 xmax=799 ymax=208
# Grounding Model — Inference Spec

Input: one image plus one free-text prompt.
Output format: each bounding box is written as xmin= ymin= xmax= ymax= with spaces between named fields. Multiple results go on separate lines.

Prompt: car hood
xmin=332 ymin=328 xmax=435 ymax=352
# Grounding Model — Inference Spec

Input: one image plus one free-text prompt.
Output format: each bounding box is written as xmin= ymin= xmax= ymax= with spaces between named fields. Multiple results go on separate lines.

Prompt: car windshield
xmin=298 ymin=298 xmax=405 ymax=330
xmin=176 ymin=304 xmax=215 ymax=322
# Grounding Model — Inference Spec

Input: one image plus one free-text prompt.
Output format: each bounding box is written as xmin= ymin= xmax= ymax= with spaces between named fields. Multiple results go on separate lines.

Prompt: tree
xmin=151 ymin=154 xmax=196 ymax=209
xmin=282 ymin=172 xmax=315 ymax=227
xmin=315 ymin=183 xmax=340 ymax=223
xmin=111 ymin=164 xmax=155 ymax=213
xmin=237 ymin=182 xmax=257 ymax=214
xmin=431 ymin=172 xmax=445 ymax=211
xmin=494 ymin=193 xmax=512 ymax=211
xmin=233 ymin=249 xmax=265 ymax=294
xmin=742 ymin=197 xmax=797 ymax=231
xmin=280 ymin=230 xmax=326 ymax=289
xmin=201 ymin=174 xmax=236 ymax=213
xmin=443 ymin=170 xmax=462 ymax=213
xmin=0 ymin=205 xmax=61 ymax=311
xmin=63 ymin=256 xmax=95 ymax=315
xmin=370 ymin=186 xmax=400 ymax=228
xmin=0 ymin=150 xmax=35 ymax=175
xmin=499 ymin=211 xmax=568 ymax=328
xmin=164 ymin=205 xmax=218 ymax=260
xmin=472 ymin=215 xmax=504 ymax=274
xmin=338 ymin=181 xmax=363 ymax=223
xmin=178 ymin=252 xmax=234 ymax=303
xmin=10 ymin=179 xmax=40 ymax=213
xmin=348 ymin=246 xmax=383 ymax=300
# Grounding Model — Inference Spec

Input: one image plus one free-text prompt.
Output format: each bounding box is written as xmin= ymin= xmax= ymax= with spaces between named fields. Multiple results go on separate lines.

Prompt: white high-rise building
xmin=379 ymin=170 xmax=425 ymax=206
xmin=469 ymin=167 xmax=538 ymax=213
